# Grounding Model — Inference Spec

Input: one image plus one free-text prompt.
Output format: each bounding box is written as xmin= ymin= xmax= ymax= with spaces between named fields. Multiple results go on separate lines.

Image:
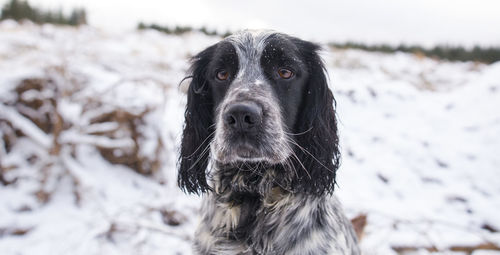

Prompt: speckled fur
xmin=194 ymin=166 xmax=360 ymax=255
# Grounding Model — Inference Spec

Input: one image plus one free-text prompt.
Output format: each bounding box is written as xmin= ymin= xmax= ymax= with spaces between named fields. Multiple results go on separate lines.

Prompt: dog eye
xmin=278 ymin=68 xmax=294 ymax=79
xmin=216 ymin=70 xmax=229 ymax=81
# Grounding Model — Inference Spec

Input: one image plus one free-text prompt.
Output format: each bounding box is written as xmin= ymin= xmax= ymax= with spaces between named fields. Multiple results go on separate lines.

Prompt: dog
xmin=178 ymin=30 xmax=360 ymax=255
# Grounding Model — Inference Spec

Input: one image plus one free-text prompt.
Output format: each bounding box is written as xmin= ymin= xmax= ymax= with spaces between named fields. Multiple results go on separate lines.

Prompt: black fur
xmin=288 ymin=37 xmax=340 ymax=195
xmin=178 ymin=44 xmax=217 ymax=194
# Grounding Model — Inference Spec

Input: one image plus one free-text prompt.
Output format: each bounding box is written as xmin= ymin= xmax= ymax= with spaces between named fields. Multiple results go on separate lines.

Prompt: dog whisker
xmin=184 ymin=130 xmax=215 ymax=159
xmin=185 ymin=138 xmax=213 ymax=172
xmin=286 ymin=136 xmax=335 ymax=174
xmin=283 ymin=126 xmax=313 ymax=136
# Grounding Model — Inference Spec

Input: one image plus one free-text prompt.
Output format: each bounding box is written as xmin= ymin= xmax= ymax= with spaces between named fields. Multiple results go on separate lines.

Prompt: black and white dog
xmin=178 ymin=30 xmax=360 ymax=255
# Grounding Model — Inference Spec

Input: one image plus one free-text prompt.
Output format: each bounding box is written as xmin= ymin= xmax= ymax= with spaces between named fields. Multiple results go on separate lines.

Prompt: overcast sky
xmin=2 ymin=0 xmax=499 ymax=46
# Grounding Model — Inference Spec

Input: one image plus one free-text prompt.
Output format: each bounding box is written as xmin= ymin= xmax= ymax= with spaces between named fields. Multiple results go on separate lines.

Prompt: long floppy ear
xmin=178 ymin=44 xmax=218 ymax=194
xmin=291 ymin=39 xmax=340 ymax=196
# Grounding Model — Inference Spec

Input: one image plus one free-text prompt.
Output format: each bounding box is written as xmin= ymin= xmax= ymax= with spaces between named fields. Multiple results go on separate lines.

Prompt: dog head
xmin=178 ymin=30 xmax=340 ymax=196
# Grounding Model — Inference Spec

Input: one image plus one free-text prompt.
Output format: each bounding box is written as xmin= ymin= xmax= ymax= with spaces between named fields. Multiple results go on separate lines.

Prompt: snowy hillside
xmin=0 ymin=21 xmax=499 ymax=255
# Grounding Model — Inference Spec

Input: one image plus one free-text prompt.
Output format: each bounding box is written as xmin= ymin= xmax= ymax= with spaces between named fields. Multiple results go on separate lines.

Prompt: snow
xmin=1 ymin=21 xmax=499 ymax=255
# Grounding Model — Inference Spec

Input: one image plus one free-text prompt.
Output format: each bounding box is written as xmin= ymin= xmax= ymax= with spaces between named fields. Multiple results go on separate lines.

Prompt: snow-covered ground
xmin=0 ymin=21 xmax=499 ymax=255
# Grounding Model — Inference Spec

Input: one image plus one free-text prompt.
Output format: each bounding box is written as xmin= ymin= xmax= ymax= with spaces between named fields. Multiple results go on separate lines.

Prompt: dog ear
xmin=291 ymin=39 xmax=340 ymax=196
xmin=178 ymin=44 xmax=218 ymax=194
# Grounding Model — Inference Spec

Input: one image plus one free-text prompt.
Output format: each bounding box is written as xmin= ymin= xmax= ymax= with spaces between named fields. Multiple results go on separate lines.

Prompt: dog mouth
xmin=213 ymin=139 xmax=289 ymax=165
xmin=230 ymin=139 xmax=263 ymax=161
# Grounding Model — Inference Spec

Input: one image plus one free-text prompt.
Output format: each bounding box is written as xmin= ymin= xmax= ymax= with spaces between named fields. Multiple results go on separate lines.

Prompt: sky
xmin=2 ymin=0 xmax=500 ymax=46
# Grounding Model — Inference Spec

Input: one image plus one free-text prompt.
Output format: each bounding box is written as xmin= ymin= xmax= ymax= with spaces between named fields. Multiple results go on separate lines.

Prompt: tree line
xmin=0 ymin=0 xmax=86 ymax=26
xmin=137 ymin=22 xmax=232 ymax=38
xmin=329 ymin=42 xmax=500 ymax=64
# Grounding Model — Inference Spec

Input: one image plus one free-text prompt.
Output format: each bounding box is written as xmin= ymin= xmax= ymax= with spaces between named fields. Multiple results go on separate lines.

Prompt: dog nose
xmin=224 ymin=102 xmax=262 ymax=131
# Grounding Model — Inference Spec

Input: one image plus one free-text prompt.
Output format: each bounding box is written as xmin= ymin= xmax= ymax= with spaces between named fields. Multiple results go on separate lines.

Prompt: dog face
xmin=179 ymin=30 xmax=340 ymax=196
xmin=209 ymin=32 xmax=311 ymax=164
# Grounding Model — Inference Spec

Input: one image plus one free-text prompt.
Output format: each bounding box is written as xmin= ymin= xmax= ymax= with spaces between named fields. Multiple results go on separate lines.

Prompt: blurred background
xmin=0 ymin=0 xmax=499 ymax=254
